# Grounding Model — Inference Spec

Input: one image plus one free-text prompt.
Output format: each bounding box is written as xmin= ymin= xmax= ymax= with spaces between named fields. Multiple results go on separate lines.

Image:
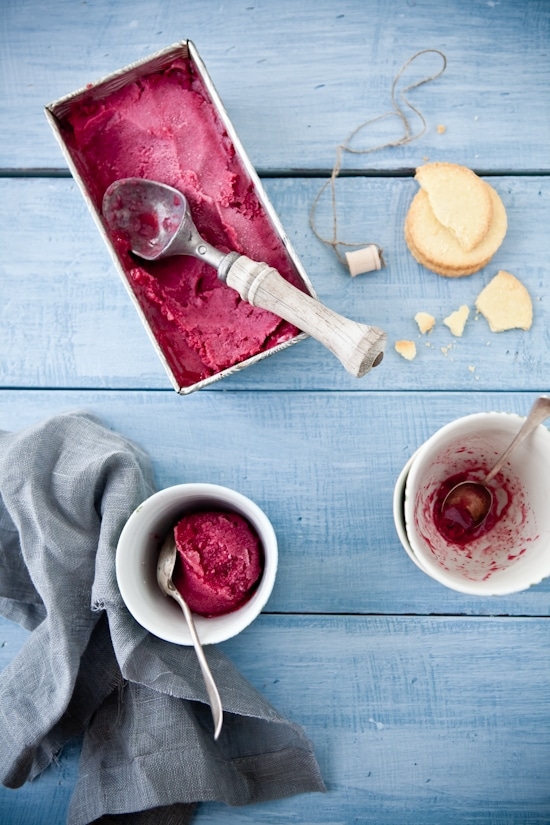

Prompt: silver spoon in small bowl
xmin=156 ymin=534 xmax=223 ymax=740
xmin=441 ymin=396 xmax=550 ymax=533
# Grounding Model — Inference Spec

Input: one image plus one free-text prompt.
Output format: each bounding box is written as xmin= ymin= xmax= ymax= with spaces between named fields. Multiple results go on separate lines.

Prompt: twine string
xmin=309 ymin=49 xmax=447 ymax=267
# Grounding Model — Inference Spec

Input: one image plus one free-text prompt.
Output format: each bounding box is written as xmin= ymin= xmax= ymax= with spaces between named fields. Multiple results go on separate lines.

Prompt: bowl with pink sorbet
xmin=398 ymin=411 xmax=550 ymax=595
xmin=116 ymin=483 xmax=278 ymax=644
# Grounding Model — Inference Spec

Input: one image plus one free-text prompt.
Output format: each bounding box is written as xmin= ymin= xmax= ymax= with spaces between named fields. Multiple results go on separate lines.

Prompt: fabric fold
xmin=0 ymin=412 xmax=324 ymax=823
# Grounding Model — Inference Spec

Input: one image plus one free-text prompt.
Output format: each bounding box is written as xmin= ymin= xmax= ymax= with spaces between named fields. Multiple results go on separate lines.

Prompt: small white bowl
xmin=116 ymin=483 xmax=278 ymax=644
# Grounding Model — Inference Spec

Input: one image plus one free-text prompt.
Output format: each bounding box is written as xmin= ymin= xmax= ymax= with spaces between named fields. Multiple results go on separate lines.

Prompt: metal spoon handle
xmin=169 ymin=584 xmax=223 ymax=740
xmin=484 ymin=396 xmax=550 ymax=484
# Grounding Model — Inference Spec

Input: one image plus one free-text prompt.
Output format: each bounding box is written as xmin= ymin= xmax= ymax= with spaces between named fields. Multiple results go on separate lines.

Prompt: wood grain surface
xmin=1 ymin=176 xmax=548 ymax=392
xmin=1 ymin=0 xmax=549 ymax=173
xmin=1 ymin=0 xmax=549 ymax=823
xmin=2 ymin=615 xmax=550 ymax=824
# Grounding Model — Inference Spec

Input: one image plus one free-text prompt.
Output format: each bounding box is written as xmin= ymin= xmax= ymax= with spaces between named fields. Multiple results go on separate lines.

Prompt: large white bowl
xmin=403 ymin=412 xmax=550 ymax=595
xmin=116 ymin=483 xmax=278 ymax=644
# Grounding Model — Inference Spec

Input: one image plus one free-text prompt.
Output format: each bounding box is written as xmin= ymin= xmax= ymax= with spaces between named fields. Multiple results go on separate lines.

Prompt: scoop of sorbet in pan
xmin=172 ymin=511 xmax=264 ymax=617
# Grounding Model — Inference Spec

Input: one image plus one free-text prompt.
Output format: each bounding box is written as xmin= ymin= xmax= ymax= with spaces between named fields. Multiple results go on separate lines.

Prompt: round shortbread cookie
xmin=404 ymin=221 xmax=490 ymax=277
xmin=415 ymin=162 xmax=493 ymax=252
xmin=405 ymin=182 xmax=507 ymax=277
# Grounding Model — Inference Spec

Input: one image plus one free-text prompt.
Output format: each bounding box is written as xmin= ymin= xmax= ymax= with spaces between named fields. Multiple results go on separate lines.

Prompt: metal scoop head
xmin=102 ymin=177 xmax=225 ymax=268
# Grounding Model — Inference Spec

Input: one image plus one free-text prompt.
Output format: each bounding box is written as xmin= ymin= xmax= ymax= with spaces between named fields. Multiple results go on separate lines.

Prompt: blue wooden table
xmin=1 ymin=1 xmax=550 ymax=822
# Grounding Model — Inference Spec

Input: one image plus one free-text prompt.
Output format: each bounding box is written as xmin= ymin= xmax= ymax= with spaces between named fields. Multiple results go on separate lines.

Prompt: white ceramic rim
xmin=392 ymin=450 xmax=431 ymax=575
xmin=116 ymin=483 xmax=278 ymax=644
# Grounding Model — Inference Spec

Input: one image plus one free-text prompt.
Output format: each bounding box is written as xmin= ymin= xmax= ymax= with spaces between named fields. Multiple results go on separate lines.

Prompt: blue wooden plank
xmin=0 ymin=388 xmax=549 ymax=617
xmin=0 ymin=0 xmax=549 ymax=172
xmin=1 ymin=176 xmax=548 ymax=392
xmin=2 ymin=615 xmax=550 ymax=824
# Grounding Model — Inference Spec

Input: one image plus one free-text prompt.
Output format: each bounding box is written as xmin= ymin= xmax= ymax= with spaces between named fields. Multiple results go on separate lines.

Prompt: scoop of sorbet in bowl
xmin=172 ymin=511 xmax=264 ymax=617
xmin=116 ymin=483 xmax=277 ymax=645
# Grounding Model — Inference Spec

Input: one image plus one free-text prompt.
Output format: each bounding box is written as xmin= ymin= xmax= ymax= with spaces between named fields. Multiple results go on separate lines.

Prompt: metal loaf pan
xmin=45 ymin=40 xmax=315 ymax=393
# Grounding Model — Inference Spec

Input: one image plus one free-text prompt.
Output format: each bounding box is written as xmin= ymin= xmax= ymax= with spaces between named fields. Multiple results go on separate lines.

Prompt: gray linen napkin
xmin=0 ymin=412 xmax=324 ymax=824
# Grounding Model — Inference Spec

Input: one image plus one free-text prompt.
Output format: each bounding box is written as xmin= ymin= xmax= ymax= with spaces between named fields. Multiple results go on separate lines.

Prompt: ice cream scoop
xmin=102 ymin=178 xmax=386 ymax=377
xmin=441 ymin=396 xmax=550 ymax=535
xmin=156 ymin=533 xmax=223 ymax=739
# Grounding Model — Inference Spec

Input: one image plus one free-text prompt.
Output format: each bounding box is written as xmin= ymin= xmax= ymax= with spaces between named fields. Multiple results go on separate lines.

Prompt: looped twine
xmin=309 ymin=49 xmax=447 ymax=268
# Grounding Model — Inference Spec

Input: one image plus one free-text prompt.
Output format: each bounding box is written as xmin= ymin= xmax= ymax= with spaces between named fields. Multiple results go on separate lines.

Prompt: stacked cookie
xmin=405 ymin=162 xmax=507 ymax=277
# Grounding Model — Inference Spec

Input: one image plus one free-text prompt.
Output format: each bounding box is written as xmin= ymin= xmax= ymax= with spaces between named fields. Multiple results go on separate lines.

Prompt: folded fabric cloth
xmin=0 ymin=412 xmax=324 ymax=824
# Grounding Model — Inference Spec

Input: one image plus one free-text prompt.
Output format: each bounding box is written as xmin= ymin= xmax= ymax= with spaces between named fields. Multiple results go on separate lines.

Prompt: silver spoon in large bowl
xmin=102 ymin=177 xmax=386 ymax=377
xmin=441 ymin=396 xmax=550 ymax=533
xmin=157 ymin=534 xmax=223 ymax=740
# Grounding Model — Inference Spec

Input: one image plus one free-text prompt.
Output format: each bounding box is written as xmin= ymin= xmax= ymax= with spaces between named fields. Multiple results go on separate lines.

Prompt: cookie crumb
xmin=395 ymin=340 xmax=417 ymax=361
xmin=437 ymin=124 xmax=446 ymax=134
xmin=443 ymin=304 xmax=470 ymax=337
xmin=414 ymin=311 xmax=436 ymax=334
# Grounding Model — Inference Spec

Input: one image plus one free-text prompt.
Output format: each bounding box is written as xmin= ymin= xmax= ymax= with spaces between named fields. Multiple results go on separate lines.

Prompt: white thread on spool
xmin=345 ymin=245 xmax=382 ymax=277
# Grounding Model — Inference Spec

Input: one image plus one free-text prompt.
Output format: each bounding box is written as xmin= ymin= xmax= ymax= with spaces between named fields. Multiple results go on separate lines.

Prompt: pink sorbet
xmin=60 ymin=57 xmax=307 ymax=388
xmin=172 ymin=511 xmax=263 ymax=617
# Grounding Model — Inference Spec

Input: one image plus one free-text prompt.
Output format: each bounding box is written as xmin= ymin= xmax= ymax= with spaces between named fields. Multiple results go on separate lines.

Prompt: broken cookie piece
xmin=395 ymin=340 xmax=417 ymax=361
xmin=414 ymin=311 xmax=436 ymax=334
xmin=443 ymin=305 xmax=470 ymax=337
xmin=415 ymin=161 xmax=493 ymax=252
xmin=475 ymin=270 xmax=533 ymax=332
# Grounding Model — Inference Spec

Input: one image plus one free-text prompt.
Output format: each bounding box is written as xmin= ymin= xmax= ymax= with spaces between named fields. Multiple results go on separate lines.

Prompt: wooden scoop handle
xmin=225 ymin=256 xmax=386 ymax=377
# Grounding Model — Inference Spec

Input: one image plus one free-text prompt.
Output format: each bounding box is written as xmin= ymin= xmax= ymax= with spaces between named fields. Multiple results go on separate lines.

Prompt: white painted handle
xmin=225 ymin=256 xmax=387 ymax=377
